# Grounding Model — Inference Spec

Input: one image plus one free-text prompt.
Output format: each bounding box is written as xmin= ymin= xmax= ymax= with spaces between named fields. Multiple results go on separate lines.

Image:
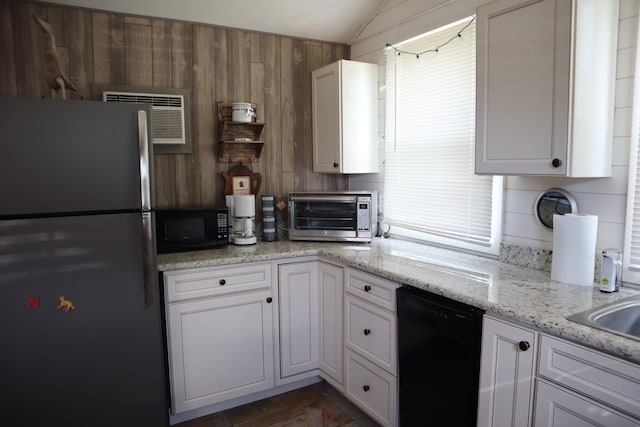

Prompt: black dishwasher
xmin=397 ymin=285 xmax=484 ymax=426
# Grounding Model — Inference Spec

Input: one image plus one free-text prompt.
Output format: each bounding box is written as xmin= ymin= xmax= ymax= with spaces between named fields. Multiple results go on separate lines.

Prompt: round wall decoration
xmin=534 ymin=188 xmax=577 ymax=229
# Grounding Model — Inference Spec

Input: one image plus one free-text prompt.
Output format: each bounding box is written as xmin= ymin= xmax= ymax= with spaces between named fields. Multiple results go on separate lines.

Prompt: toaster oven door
xmin=289 ymin=195 xmax=371 ymax=242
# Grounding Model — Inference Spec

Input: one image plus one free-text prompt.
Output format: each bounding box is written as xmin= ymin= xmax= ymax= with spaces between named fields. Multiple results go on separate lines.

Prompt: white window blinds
xmin=384 ymin=17 xmax=503 ymax=255
xmin=623 ymin=21 xmax=640 ymax=285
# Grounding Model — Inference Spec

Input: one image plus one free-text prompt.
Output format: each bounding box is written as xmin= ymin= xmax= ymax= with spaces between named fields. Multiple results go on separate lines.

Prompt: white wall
xmin=350 ymin=0 xmax=639 ymax=253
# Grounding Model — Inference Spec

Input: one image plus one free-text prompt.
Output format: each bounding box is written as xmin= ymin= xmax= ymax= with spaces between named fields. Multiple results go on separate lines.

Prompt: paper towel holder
xmin=535 ymin=188 xmax=577 ymax=229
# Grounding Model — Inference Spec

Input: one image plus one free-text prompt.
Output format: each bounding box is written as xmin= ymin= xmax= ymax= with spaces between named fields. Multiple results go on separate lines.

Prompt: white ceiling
xmin=44 ymin=0 xmax=388 ymax=44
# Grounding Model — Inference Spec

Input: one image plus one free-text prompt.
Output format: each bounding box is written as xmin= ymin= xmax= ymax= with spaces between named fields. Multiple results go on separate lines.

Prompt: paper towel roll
xmin=551 ymin=213 xmax=598 ymax=286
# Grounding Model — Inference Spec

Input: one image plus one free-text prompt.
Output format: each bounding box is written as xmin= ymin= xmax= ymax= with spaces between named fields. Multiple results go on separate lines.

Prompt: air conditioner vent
xmin=103 ymin=91 xmax=186 ymax=145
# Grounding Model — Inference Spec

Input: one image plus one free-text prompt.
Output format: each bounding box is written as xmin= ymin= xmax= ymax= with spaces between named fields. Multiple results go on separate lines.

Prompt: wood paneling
xmin=0 ymin=0 xmax=349 ymax=210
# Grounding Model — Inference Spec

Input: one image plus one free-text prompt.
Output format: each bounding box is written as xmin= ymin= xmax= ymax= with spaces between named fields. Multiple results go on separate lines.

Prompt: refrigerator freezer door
xmin=0 ymin=212 xmax=167 ymax=426
xmin=0 ymin=96 xmax=151 ymax=217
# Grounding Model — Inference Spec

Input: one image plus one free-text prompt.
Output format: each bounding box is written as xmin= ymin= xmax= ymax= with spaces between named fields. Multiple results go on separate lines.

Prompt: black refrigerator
xmin=0 ymin=96 xmax=168 ymax=426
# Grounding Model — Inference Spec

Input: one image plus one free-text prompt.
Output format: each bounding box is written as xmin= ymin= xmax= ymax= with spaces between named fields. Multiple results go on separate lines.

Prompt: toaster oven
xmin=288 ymin=191 xmax=376 ymax=242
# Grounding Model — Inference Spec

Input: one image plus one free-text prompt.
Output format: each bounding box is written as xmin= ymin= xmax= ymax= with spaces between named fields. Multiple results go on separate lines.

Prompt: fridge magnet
xmin=232 ymin=176 xmax=251 ymax=195
xmin=57 ymin=296 xmax=75 ymax=312
xmin=27 ymin=297 xmax=40 ymax=308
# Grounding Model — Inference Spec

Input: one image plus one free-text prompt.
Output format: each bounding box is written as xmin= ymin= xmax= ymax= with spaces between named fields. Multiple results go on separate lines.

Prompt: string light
xmin=385 ymin=16 xmax=475 ymax=59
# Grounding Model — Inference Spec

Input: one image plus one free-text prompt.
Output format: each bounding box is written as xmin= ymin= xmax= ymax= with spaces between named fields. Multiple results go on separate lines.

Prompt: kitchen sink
xmin=567 ymin=294 xmax=640 ymax=342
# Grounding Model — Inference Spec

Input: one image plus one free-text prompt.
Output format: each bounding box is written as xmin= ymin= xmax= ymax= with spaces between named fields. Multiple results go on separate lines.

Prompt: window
xmin=623 ymin=21 xmax=640 ymax=285
xmin=383 ymin=17 xmax=503 ymax=256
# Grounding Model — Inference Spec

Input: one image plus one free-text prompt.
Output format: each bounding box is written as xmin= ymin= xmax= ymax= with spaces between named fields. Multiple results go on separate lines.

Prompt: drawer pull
xmin=219 ymin=279 xmax=226 ymax=286
xmin=266 ymin=297 xmax=273 ymax=303
xmin=363 ymin=328 xmax=371 ymax=336
xmin=364 ymin=285 xmax=371 ymax=292
xmin=518 ymin=341 xmax=530 ymax=351
xmin=363 ymin=385 xmax=370 ymax=392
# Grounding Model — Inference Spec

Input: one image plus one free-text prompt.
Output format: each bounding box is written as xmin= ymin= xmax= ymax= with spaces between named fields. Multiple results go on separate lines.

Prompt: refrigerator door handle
xmin=138 ymin=110 xmax=151 ymax=211
xmin=142 ymin=211 xmax=155 ymax=308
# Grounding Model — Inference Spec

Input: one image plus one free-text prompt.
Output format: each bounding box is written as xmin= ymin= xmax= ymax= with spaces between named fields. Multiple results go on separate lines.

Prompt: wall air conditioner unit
xmin=103 ymin=91 xmax=186 ymax=145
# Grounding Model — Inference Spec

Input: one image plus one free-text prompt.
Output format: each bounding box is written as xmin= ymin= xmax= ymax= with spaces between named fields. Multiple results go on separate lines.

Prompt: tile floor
xmin=176 ymin=381 xmax=380 ymax=427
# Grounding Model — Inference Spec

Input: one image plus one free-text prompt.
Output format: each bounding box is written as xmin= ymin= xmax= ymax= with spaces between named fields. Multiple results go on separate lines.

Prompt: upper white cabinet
xmin=312 ymin=59 xmax=378 ymax=174
xmin=475 ymin=0 xmax=619 ymax=176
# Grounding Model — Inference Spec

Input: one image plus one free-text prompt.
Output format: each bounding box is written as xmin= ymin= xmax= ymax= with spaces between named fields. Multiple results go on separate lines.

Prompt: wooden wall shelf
xmin=217 ymin=102 xmax=265 ymax=163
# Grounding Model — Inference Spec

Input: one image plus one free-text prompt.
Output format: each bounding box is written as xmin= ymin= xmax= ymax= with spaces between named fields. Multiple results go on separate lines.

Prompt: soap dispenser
xmin=600 ymin=249 xmax=621 ymax=293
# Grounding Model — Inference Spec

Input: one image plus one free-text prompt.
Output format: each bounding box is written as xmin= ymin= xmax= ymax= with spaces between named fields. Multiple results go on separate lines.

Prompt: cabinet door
xmin=534 ymin=379 xmax=639 ymax=427
xmin=312 ymin=60 xmax=379 ymax=174
xmin=318 ymin=262 xmax=344 ymax=386
xmin=312 ymin=62 xmax=341 ymax=172
xmin=475 ymin=0 xmax=571 ymax=175
xmin=278 ymin=262 xmax=320 ymax=378
xmin=166 ymin=290 xmax=274 ymax=414
xmin=477 ymin=316 xmax=537 ymax=427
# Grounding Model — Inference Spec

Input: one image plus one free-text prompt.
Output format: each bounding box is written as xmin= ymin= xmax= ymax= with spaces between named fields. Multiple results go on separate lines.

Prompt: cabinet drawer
xmin=345 ymin=295 xmax=396 ymax=374
xmin=534 ymin=379 xmax=639 ymax=427
xmin=538 ymin=334 xmax=640 ymax=419
xmin=345 ymin=349 xmax=396 ymax=427
xmin=345 ymin=268 xmax=398 ymax=311
xmin=164 ymin=262 xmax=272 ymax=302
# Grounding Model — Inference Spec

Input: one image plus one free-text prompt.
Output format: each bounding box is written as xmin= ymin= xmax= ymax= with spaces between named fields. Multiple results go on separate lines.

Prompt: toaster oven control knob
xmin=333 ymin=162 xmax=339 ymax=168
xmin=219 ymin=279 xmax=226 ymax=286
xmin=518 ymin=340 xmax=530 ymax=351
xmin=364 ymin=285 xmax=371 ymax=292
xmin=266 ymin=297 xmax=273 ymax=303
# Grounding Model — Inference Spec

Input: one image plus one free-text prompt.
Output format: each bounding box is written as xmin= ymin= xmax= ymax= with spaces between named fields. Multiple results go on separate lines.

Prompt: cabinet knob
xmin=266 ymin=297 xmax=273 ymax=303
xmin=363 ymin=385 xmax=370 ymax=392
xmin=518 ymin=341 xmax=530 ymax=351
xmin=333 ymin=162 xmax=339 ymax=168
xmin=219 ymin=279 xmax=226 ymax=286
xmin=363 ymin=328 xmax=371 ymax=336
xmin=364 ymin=285 xmax=371 ymax=292
xmin=552 ymin=158 xmax=563 ymax=168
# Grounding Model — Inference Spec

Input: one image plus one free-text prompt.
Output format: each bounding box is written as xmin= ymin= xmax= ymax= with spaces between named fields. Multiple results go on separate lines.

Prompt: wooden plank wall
xmin=0 ymin=0 xmax=349 ymax=210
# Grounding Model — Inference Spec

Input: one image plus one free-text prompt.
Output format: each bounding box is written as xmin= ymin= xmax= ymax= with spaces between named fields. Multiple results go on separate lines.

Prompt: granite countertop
xmin=157 ymin=238 xmax=640 ymax=364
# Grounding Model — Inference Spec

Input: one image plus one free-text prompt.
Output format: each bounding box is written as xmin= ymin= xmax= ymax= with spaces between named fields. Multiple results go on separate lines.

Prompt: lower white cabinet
xmin=345 ymin=349 xmax=396 ymax=426
xmin=345 ymin=294 xmax=396 ymax=374
xmin=478 ymin=317 xmax=640 ymax=427
xmin=278 ymin=261 xmax=319 ymax=378
xmin=318 ymin=261 xmax=344 ymax=387
xmin=344 ymin=267 xmax=398 ymax=426
xmin=477 ymin=316 xmax=537 ymax=427
xmin=534 ymin=379 xmax=639 ymax=427
xmin=537 ymin=334 xmax=640 ymax=423
xmin=166 ymin=289 xmax=275 ymax=414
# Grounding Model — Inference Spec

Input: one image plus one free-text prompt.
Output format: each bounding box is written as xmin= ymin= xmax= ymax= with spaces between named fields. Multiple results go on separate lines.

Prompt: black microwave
xmin=155 ymin=207 xmax=229 ymax=253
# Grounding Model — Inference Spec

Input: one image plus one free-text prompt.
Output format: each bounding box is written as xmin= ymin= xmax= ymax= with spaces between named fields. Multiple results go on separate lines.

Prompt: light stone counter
xmin=157 ymin=238 xmax=640 ymax=364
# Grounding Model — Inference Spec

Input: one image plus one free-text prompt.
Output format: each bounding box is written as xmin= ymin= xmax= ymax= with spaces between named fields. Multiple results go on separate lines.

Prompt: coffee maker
xmin=226 ymin=195 xmax=257 ymax=245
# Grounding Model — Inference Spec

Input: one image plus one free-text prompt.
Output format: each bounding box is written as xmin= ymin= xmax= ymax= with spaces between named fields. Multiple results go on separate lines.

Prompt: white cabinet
xmin=278 ymin=261 xmax=319 ymax=378
xmin=345 ymin=294 xmax=396 ymax=374
xmin=318 ymin=261 xmax=344 ymax=388
xmin=477 ymin=316 xmax=538 ymax=427
xmin=311 ymin=59 xmax=378 ymax=174
xmin=534 ymin=379 xmax=639 ymax=427
xmin=163 ymin=263 xmax=274 ymax=415
xmin=537 ymin=334 xmax=640 ymax=422
xmin=344 ymin=267 xmax=398 ymax=426
xmin=475 ymin=0 xmax=618 ymax=176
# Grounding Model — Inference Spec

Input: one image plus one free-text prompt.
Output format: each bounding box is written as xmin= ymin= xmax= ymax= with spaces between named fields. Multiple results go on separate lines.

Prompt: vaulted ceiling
xmin=44 ymin=0 xmax=389 ymax=44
